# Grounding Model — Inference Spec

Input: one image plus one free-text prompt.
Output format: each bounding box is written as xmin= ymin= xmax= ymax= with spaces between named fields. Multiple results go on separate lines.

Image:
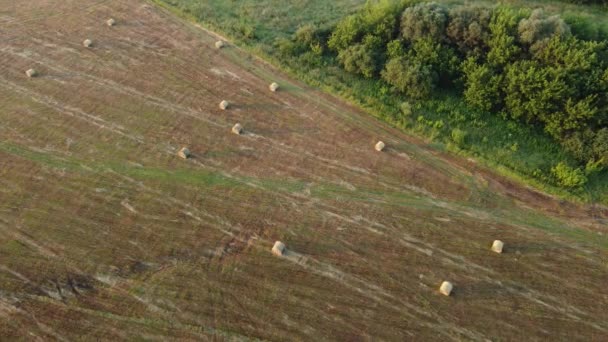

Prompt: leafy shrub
xmin=295 ymin=24 xmax=317 ymax=46
xmin=386 ymin=39 xmax=405 ymax=59
xmin=276 ymin=38 xmax=299 ymax=57
xmin=593 ymin=128 xmax=608 ymax=164
xmin=585 ymin=158 xmax=604 ymax=174
xmin=518 ymin=9 xmax=571 ymax=53
xmin=451 ymin=128 xmax=468 ymax=147
xmin=551 ymin=162 xmax=588 ymax=188
xmin=562 ymin=130 xmax=593 ymax=161
xmin=400 ymin=101 xmax=413 ymax=117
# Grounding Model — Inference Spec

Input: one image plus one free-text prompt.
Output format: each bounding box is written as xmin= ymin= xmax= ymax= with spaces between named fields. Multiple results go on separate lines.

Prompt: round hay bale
xmin=439 ymin=281 xmax=453 ymax=296
xmin=25 ymin=69 xmax=37 ymax=78
xmin=219 ymin=100 xmax=229 ymax=110
xmin=178 ymin=147 xmax=191 ymax=159
xmin=269 ymin=82 xmax=279 ymax=92
xmin=215 ymin=40 xmax=225 ymax=49
xmin=83 ymin=39 xmax=93 ymax=48
xmin=491 ymin=240 xmax=504 ymax=254
xmin=272 ymin=241 xmax=286 ymax=256
xmin=232 ymin=123 xmax=243 ymax=135
xmin=375 ymin=141 xmax=386 ymax=152
xmin=107 ymin=18 xmax=116 ymax=27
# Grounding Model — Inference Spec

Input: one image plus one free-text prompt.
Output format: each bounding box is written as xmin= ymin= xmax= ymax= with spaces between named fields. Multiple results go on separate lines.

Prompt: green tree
xmin=503 ymin=61 xmax=567 ymax=127
xmin=382 ymin=57 xmax=437 ymax=99
xmin=408 ymin=38 xmax=460 ymax=86
xmin=337 ymin=42 xmax=378 ymax=78
xmin=446 ymin=6 xmax=492 ymax=56
xmin=359 ymin=0 xmax=405 ymax=43
xmin=487 ymin=7 xmax=523 ymax=67
xmin=328 ymin=0 xmax=406 ymax=52
xmin=461 ymin=58 xmax=502 ymax=111
xmin=328 ymin=15 xmax=364 ymax=51
xmin=400 ymin=2 xmax=449 ymax=42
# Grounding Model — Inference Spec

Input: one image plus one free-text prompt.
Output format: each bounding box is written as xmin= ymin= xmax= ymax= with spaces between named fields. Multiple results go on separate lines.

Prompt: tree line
xmin=280 ymin=0 xmax=608 ymax=188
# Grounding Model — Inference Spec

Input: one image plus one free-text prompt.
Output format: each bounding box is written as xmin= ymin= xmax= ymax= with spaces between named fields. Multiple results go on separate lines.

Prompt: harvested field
xmin=0 ymin=0 xmax=607 ymax=340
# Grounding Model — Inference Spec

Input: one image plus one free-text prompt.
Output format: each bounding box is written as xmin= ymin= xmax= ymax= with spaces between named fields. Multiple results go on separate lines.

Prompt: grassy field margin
xmin=148 ymin=0 xmax=608 ymax=205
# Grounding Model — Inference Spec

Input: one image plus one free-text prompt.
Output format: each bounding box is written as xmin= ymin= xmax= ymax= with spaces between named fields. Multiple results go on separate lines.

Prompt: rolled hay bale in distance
xmin=232 ymin=123 xmax=243 ymax=135
xmin=107 ymin=18 xmax=116 ymax=27
xmin=272 ymin=241 xmax=286 ymax=256
xmin=83 ymin=39 xmax=93 ymax=48
xmin=215 ymin=40 xmax=225 ymax=49
xmin=25 ymin=69 xmax=37 ymax=78
xmin=269 ymin=82 xmax=279 ymax=92
xmin=219 ymin=100 xmax=229 ymax=110
xmin=491 ymin=240 xmax=504 ymax=254
xmin=375 ymin=141 xmax=386 ymax=152
xmin=177 ymin=147 xmax=191 ymax=159
xmin=439 ymin=281 xmax=453 ymax=296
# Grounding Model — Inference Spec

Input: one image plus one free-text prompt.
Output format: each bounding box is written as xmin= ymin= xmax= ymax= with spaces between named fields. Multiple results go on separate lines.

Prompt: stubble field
xmin=0 ymin=0 xmax=607 ymax=340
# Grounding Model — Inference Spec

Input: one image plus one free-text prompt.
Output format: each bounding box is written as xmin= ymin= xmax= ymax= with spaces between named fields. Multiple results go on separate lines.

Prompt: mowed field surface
xmin=0 ymin=0 xmax=607 ymax=340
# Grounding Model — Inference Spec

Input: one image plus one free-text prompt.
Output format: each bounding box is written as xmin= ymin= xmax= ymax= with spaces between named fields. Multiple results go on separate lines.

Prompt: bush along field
xmin=156 ymin=0 xmax=608 ymax=204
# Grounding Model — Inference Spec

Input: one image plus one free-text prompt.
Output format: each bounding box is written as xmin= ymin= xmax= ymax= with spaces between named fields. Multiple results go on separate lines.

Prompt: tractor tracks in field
xmin=0 ymin=77 xmax=143 ymax=143
xmin=104 ymin=160 xmax=490 ymax=340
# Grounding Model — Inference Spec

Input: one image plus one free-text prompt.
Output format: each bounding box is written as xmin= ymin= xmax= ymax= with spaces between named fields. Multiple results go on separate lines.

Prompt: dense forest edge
xmin=154 ymin=0 xmax=608 ymax=204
